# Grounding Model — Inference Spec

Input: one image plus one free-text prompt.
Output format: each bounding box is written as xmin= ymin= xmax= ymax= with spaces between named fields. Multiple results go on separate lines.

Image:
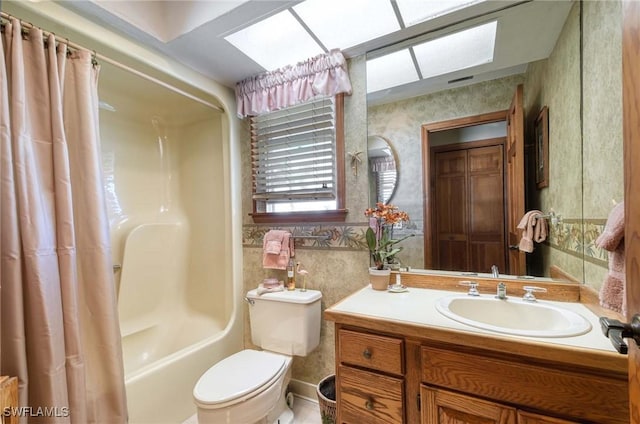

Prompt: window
xmin=250 ymin=95 xmax=346 ymax=223
xmin=373 ymin=167 xmax=397 ymax=204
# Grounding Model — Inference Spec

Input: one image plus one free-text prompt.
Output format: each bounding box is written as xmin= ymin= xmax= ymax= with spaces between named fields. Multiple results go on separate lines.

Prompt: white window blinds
xmin=376 ymin=169 xmax=397 ymax=203
xmin=251 ymin=97 xmax=337 ymax=204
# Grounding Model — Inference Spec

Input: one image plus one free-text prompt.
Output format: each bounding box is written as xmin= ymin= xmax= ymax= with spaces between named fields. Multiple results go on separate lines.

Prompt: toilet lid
xmin=193 ymin=349 xmax=287 ymax=405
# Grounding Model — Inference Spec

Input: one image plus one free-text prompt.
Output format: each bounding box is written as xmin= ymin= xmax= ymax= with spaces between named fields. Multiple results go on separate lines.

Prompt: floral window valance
xmin=235 ymin=49 xmax=352 ymax=118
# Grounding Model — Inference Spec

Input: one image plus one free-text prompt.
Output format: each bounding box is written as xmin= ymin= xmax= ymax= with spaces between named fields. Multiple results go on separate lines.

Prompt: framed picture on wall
xmin=535 ymin=106 xmax=549 ymax=189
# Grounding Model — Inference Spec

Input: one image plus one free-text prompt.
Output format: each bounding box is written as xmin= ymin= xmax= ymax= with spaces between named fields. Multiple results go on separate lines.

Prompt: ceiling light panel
xmin=413 ymin=20 xmax=497 ymax=80
xmin=293 ymin=0 xmax=401 ymax=50
xmin=224 ymin=10 xmax=324 ymax=71
xmin=367 ymin=49 xmax=420 ymax=93
xmin=396 ymin=0 xmax=485 ymax=27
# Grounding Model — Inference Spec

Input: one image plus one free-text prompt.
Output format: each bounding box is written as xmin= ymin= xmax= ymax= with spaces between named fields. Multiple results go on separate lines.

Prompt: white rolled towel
xmin=257 ymin=281 xmax=285 ymax=295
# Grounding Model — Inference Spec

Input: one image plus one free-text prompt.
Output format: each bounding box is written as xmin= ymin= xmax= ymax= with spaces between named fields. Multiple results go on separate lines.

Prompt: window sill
xmin=250 ymin=209 xmax=349 ymax=224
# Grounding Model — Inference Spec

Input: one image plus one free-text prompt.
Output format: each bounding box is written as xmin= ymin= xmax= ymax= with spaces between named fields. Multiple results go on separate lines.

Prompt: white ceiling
xmin=57 ymin=0 xmax=573 ymax=104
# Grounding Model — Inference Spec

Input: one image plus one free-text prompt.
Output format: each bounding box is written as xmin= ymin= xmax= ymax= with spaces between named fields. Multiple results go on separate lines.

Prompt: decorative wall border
xmin=582 ymin=219 xmax=609 ymax=266
xmin=547 ymin=218 xmax=608 ymax=267
xmin=243 ymin=222 xmax=423 ymax=251
xmin=244 ymin=219 xmax=609 ymax=267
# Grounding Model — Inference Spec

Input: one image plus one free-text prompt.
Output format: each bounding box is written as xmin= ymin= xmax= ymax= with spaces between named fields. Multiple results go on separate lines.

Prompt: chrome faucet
xmin=491 ymin=265 xmax=499 ymax=278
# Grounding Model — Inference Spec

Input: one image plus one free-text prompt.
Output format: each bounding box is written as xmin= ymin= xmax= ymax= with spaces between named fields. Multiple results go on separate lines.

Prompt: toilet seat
xmin=193 ymin=349 xmax=287 ymax=408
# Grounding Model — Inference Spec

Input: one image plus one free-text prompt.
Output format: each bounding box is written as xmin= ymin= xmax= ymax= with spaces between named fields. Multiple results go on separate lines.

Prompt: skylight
xmin=224 ymin=10 xmax=324 ymax=71
xmin=395 ymin=0 xmax=485 ymax=27
xmin=367 ymin=49 xmax=420 ymax=93
xmin=413 ymin=20 xmax=497 ymax=79
xmin=366 ymin=20 xmax=497 ymax=94
xmin=224 ymin=0 xmax=493 ymax=88
xmin=292 ymin=0 xmax=400 ymax=50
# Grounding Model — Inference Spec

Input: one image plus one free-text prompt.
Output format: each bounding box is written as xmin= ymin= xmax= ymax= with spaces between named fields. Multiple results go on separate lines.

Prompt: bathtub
xmin=123 ymin=317 xmax=242 ymax=423
xmin=98 ymin=59 xmax=243 ymax=423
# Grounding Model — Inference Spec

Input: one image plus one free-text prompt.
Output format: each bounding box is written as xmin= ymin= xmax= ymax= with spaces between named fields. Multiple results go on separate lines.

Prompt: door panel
xmin=438 ymin=239 xmax=468 ymax=272
xmin=434 ymin=150 xmax=468 ymax=270
xmin=506 ymin=85 xmax=525 ymax=275
xmin=470 ymin=240 xmax=505 ymax=273
xmin=469 ymin=173 xmax=504 ymax=233
xmin=469 ymin=145 xmax=506 ymax=272
xmin=421 ymin=385 xmax=516 ymax=424
xmin=469 ymin=145 xmax=505 ymax=234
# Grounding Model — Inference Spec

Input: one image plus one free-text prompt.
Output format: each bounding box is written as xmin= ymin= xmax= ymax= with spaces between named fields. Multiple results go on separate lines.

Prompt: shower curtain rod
xmin=0 ymin=12 xmax=224 ymax=113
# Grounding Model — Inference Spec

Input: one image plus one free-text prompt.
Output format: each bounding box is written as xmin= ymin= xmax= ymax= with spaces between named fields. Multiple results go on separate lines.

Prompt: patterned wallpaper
xmin=525 ymin=0 xmax=623 ymax=290
xmin=523 ymin=2 xmax=583 ymax=281
xmin=581 ymin=0 xmax=623 ymax=290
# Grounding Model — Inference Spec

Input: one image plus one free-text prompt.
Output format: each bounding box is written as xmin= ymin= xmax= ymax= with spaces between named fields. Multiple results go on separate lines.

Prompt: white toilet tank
xmin=245 ymin=289 xmax=322 ymax=356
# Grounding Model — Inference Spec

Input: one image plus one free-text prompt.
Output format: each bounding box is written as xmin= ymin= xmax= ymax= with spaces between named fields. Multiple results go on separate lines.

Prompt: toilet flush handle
xmin=244 ymin=297 xmax=255 ymax=306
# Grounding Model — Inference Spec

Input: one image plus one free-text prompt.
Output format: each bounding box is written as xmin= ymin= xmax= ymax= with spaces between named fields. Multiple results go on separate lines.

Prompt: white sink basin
xmin=435 ymin=295 xmax=592 ymax=338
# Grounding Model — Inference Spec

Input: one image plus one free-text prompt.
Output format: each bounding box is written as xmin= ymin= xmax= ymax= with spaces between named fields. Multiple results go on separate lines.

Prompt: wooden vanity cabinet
xmin=1 ymin=376 xmax=18 ymax=424
xmin=332 ymin=324 xmax=628 ymax=424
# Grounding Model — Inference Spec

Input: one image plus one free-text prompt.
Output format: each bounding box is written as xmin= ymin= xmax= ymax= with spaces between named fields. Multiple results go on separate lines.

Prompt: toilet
xmin=193 ymin=288 xmax=322 ymax=424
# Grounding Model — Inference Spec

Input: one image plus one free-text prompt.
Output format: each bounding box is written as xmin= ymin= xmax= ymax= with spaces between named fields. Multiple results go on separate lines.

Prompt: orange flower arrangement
xmin=365 ymin=203 xmax=413 ymax=270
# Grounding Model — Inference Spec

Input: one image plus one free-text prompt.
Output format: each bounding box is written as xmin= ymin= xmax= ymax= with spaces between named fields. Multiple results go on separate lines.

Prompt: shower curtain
xmin=0 ymin=18 xmax=127 ymax=423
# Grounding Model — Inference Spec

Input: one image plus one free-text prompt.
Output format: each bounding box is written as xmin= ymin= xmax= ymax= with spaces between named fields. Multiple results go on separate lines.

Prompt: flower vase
xmin=369 ymin=267 xmax=391 ymax=290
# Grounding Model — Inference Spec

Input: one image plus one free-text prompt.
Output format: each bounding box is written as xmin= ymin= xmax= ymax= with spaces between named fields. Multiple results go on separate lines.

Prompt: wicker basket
xmin=316 ymin=374 xmax=336 ymax=424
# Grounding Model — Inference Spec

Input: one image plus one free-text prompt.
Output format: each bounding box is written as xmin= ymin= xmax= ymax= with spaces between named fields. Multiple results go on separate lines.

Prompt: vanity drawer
xmin=339 ymin=329 xmax=404 ymax=375
xmin=338 ymin=365 xmax=404 ymax=424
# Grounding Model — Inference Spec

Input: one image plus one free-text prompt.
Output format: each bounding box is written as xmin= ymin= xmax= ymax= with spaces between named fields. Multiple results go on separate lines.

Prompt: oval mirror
xmin=368 ymin=135 xmax=398 ymax=205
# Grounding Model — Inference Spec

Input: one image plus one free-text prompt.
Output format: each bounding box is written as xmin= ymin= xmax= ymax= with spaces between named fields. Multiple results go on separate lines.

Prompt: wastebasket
xmin=316 ymin=374 xmax=336 ymax=424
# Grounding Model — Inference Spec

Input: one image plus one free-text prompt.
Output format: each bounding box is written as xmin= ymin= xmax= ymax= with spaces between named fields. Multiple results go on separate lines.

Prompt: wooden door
xmin=433 ymin=142 xmax=506 ymax=273
xmin=434 ymin=150 xmax=468 ymax=271
xmin=468 ymin=144 xmax=506 ymax=272
xmin=421 ymin=385 xmax=516 ymax=424
xmin=506 ymin=85 xmax=525 ymax=275
xmin=622 ymin=1 xmax=640 ymax=421
xmin=422 ymin=111 xmax=508 ymax=270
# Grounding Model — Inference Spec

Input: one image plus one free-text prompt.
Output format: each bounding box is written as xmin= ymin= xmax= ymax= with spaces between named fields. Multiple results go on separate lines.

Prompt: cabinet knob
xmin=365 ymin=398 xmax=374 ymax=410
xmin=363 ymin=348 xmax=372 ymax=359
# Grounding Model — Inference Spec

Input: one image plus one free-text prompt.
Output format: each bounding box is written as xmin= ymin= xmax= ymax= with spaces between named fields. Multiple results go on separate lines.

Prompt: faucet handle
xmin=496 ymin=282 xmax=507 ymax=300
xmin=522 ymin=286 xmax=547 ymax=302
xmin=459 ymin=280 xmax=480 ymax=296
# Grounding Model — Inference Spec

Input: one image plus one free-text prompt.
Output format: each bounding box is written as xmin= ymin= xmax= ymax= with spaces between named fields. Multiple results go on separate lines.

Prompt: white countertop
xmin=327 ymin=285 xmax=617 ymax=353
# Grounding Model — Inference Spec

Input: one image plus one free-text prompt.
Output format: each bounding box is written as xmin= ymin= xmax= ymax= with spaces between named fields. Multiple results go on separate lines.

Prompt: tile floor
xmin=291 ymin=395 xmax=322 ymax=423
xmin=182 ymin=395 xmax=322 ymax=424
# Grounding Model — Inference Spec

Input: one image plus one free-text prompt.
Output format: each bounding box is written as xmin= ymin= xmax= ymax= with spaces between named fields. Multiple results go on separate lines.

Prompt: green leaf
xmin=365 ymin=227 xmax=377 ymax=251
